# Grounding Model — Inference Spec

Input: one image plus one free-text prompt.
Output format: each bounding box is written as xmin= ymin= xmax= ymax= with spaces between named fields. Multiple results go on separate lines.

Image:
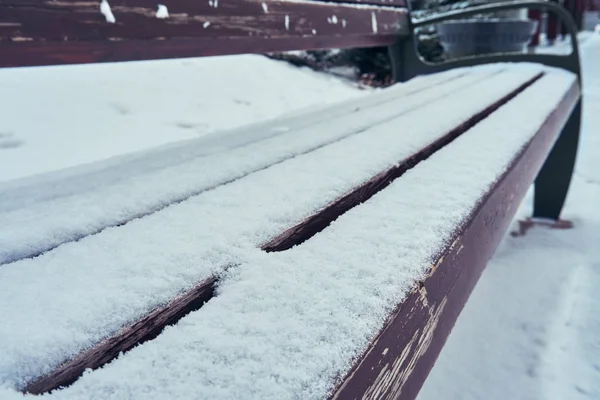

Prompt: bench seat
xmin=0 ymin=63 xmax=579 ymax=399
xmin=0 ymin=66 xmax=480 ymax=264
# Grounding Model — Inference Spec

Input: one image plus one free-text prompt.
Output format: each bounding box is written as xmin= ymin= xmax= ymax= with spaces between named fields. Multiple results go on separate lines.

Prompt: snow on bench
xmin=0 ymin=0 xmax=585 ymax=398
xmin=0 ymin=66 xmax=488 ymax=264
xmin=0 ymin=64 xmax=580 ymax=400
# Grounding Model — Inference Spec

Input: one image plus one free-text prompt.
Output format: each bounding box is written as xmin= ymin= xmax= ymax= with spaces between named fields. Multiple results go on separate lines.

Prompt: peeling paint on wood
xmin=0 ymin=0 xmax=408 ymax=67
xmin=427 ymin=255 xmax=444 ymax=277
xmin=418 ymin=285 xmax=429 ymax=308
xmin=361 ymin=297 xmax=447 ymax=400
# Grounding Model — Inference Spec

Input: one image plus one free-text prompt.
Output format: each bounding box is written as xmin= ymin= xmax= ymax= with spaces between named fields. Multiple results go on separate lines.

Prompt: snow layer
xmin=34 ymin=70 xmax=576 ymax=400
xmin=0 ymin=67 xmax=474 ymax=264
xmin=0 ymin=64 xmax=543 ymax=390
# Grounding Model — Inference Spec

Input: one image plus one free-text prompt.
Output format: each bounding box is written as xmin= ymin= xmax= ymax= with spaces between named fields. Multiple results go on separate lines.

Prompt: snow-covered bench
xmin=0 ymin=1 xmax=584 ymax=400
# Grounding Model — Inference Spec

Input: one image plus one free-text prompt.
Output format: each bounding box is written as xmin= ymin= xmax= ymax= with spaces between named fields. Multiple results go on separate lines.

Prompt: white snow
xmin=0 ymin=65 xmax=545 ymax=390
xmin=155 ymin=4 xmax=169 ymax=19
xmin=0 ymin=32 xmax=597 ymax=400
xmin=99 ymin=0 xmax=115 ymax=23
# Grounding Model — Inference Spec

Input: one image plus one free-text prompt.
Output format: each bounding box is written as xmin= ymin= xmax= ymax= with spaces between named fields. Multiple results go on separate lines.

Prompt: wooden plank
xmin=0 ymin=0 xmax=408 ymax=67
xmin=328 ymin=79 xmax=581 ymax=400
xmin=0 ymin=35 xmax=399 ymax=67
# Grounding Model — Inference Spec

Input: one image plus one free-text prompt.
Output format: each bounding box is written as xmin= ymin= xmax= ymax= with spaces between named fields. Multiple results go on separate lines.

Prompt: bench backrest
xmin=0 ymin=0 xmax=586 ymax=88
xmin=0 ymin=0 xmax=409 ymax=68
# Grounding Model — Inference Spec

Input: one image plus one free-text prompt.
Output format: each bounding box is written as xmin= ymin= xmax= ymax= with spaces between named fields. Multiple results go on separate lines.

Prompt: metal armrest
xmin=390 ymin=0 xmax=582 ymax=222
xmin=391 ymin=0 xmax=582 ymax=83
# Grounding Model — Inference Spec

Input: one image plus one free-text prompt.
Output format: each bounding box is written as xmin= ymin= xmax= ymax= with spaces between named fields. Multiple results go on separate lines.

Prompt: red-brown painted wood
xmin=0 ymin=0 xmax=408 ymax=67
xmin=25 ymin=276 xmax=217 ymax=395
xmin=328 ymin=80 xmax=581 ymax=400
xmin=0 ymin=35 xmax=399 ymax=67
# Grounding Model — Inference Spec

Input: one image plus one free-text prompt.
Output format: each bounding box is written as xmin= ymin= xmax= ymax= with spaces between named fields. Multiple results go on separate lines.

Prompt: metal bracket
xmin=390 ymin=0 xmax=582 ymax=83
xmin=389 ymin=0 xmax=582 ymax=221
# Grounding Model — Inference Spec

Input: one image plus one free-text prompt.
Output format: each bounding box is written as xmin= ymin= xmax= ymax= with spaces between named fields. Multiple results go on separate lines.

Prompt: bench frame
xmin=391 ymin=0 xmax=582 ymax=222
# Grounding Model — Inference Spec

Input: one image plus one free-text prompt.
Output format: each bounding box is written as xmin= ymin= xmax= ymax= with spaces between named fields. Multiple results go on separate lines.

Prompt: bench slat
xmin=16 ymin=69 xmax=577 ymax=400
xmin=0 ymin=0 xmax=408 ymax=68
xmin=0 ymin=65 xmax=549 ymax=393
xmin=0 ymin=67 xmax=483 ymax=265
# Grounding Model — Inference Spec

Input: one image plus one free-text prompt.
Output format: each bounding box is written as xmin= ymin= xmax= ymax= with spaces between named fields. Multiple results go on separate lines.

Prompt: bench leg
xmin=533 ymin=99 xmax=581 ymax=220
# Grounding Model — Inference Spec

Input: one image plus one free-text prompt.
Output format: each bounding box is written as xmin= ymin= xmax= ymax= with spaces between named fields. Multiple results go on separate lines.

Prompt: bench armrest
xmin=393 ymin=0 xmax=582 ymax=83
xmin=391 ymin=0 xmax=582 ymax=222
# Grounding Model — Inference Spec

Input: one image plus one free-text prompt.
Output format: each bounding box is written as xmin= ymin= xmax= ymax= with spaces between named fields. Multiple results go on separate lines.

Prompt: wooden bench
xmin=0 ymin=1 xmax=584 ymax=399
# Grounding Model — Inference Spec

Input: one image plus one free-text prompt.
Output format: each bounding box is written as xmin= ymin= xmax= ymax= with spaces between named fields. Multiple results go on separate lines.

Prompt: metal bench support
xmin=390 ymin=0 xmax=583 ymax=221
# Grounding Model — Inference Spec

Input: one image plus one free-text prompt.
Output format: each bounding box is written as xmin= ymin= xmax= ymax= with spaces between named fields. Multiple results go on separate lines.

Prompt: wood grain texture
xmin=0 ymin=0 xmax=408 ymax=67
xmin=263 ymin=71 xmax=543 ymax=252
xmin=24 ymin=276 xmax=217 ymax=395
xmin=328 ymin=80 xmax=581 ymax=400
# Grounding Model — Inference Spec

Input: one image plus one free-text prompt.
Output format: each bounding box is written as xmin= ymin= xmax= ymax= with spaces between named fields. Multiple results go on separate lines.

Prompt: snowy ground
xmin=0 ymin=34 xmax=598 ymax=400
